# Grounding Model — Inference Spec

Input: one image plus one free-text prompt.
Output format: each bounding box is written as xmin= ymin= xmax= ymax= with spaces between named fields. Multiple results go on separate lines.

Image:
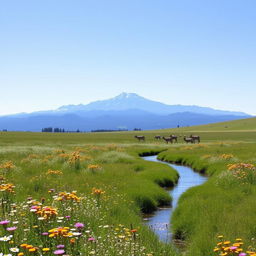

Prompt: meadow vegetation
xmin=0 ymin=118 xmax=255 ymax=255
xmin=158 ymin=142 xmax=256 ymax=256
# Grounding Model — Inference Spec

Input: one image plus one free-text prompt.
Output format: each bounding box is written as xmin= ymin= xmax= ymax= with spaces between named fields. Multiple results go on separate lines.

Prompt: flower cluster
xmin=227 ymin=163 xmax=255 ymax=171
xmin=55 ymin=191 xmax=81 ymax=202
xmin=0 ymin=183 xmax=15 ymax=193
xmin=46 ymin=169 xmax=63 ymax=175
xmin=92 ymin=188 xmax=105 ymax=196
xmin=30 ymin=205 xmax=58 ymax=220
xmin=214 ymin=236 xmax=256 ymax=256
xmin=87 ymin=164 xmax=102 ymax=172
xmin=220 ymin=154 xmax=234 ymax=160
xmin=48 ymin=227 xmax=73 ymax=238
xmin=0 ymin=161 xmax=15 ymax=172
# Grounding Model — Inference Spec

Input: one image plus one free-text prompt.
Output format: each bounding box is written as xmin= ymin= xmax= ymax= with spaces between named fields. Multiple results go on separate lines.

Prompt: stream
xmin=142 ymin=155 xmax=207 ymax=243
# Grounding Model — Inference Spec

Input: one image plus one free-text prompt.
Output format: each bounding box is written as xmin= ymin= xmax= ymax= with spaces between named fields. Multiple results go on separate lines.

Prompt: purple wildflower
xmin=42 ymin=232 xmax=49 ymax=236
xmin=88 ymin=237 xmax=95 ymax=242
xmin=54 ymin=249 xmax=65 ymax=255
xmin=74 ymin=222 xmax=84 ymax=229
xmin=57 ymin=245 xmax=65 ymax=249
xmin=6 ymin=226 xmax=17 ymax=232
xmin=0 ymin=220 xmax=10 ymax=225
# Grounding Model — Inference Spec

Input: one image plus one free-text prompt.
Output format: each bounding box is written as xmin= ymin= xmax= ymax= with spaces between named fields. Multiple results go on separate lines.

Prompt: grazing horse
xmin=184 ymin=136 xmax=194 ymax=143
xmin=190 ymin=134 xmax=200 ymax=143
xmin=154 ymin=135 xmax=162 ymax=140
xmin=162 ymin=136 xmax=174 ymax=144
xmin=170 ymin=134 xmax=178 ymax=143
xmin=134 ymin=135 xmax=145 ymax=141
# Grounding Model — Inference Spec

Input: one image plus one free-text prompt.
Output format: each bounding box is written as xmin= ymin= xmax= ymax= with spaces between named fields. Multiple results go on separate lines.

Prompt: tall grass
xmin=158 ymin=142 xmax=256 ymax=256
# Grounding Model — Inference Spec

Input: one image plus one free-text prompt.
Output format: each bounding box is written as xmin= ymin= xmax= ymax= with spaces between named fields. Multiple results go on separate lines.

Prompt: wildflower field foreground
xmin=0 ymin=118 xmax=255 ymax=256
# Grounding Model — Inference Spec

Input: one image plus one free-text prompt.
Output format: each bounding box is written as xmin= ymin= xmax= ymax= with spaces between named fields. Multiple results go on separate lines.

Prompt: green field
xmin=0 ymin=117 xmax=255 ymax=256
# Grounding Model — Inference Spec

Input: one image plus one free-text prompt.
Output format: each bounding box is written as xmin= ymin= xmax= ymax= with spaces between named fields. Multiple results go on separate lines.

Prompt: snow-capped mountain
xmin=0 ymin=93 xmax=250 ymax=131
xmin=56 ymin=92 xmax=248 ymax=116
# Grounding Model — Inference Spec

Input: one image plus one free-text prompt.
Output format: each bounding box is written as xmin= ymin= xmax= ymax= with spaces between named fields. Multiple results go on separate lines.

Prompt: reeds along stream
xmin=142 ymin=155 xmax=208 ymax=243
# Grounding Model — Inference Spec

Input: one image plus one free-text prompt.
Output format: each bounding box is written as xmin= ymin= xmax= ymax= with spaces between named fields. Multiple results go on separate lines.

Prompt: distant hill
xmin=0 ymin=93 xmax=251 ymax=132
xmin=151 ymin=116 xmax=256 ymax=134
xmin=177 ymin=117 xmax=256 ymax=131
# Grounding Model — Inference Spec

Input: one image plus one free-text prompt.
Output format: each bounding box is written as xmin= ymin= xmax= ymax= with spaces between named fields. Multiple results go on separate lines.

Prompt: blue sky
xmin=0 ymin=0 xmax=255 ymax=115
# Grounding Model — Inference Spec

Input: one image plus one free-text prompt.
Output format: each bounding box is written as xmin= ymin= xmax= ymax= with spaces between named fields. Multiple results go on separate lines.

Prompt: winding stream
xmin=142 ymin=155 xmax=207 ymax=243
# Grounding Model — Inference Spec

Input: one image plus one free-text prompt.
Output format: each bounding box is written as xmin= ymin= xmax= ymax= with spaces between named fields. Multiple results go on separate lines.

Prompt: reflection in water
xmin=142 ymin=155 xmax=207 ymax=242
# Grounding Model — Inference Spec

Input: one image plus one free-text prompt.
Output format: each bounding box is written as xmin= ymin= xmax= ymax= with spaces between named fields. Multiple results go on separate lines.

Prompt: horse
xmin=134 ymin=135 xmax=145 ymax=141
xmin=190 ymin=135 xmax=200 ymax=143
xmin=184 ymin=136 xmax=195 ymax=144
xmin=170 ymin=134 xmax=178 ymax=143
xmin=154 ymin=135 xmax=162 ymax=140
xmin=162 ymin=136 xmax=174 ymax=144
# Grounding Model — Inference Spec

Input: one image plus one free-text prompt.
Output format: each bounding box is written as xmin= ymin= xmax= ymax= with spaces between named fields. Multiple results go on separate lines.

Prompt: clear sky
xmin=0 ymin=0 xmax=255 ymax=115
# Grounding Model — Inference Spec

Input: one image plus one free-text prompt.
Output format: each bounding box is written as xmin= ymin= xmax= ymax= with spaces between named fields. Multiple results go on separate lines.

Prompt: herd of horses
xmin=134 ymin=134 xmax=200 ymax=143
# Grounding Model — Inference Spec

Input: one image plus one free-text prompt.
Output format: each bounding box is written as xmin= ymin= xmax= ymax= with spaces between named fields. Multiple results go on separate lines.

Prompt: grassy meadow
xmin=0 ymin=117 xmax=255 ymax=256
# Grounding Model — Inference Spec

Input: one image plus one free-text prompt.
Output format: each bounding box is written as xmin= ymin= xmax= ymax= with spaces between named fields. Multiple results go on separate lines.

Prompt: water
xmin=142 ymin=155 xmax=207 ymax=242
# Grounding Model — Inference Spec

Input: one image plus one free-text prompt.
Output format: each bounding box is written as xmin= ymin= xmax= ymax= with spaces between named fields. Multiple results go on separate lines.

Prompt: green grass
xmin=0 ymin=116 xmax=255 ymax=255
xmin=158 ymin=142 xmax=256 ymax=256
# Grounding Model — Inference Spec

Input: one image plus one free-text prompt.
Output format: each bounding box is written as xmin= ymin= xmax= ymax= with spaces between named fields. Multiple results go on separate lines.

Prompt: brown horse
xmin=184 ymin=136 xmax=194 ymax=143
xmin=170 ymin=134 xmax=178 ymax=143
xmin=134 ymin=135 xmax=145 ymax=141
xmin=163 ymin=136 xmax=174 ymax=144
xmin=190 ymin=135 xmax=200 ymax=143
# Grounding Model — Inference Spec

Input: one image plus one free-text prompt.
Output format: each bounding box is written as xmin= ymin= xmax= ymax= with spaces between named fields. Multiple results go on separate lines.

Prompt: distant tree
xmin=42 ymin=127 xmax=53 ymax=132
xmin=54 ymin=128 xmax=61 ymax=133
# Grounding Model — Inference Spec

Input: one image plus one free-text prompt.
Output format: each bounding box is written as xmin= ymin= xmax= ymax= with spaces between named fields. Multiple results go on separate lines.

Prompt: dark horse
xmin=154 ymin=135 xmax=162 ymax=140
xmin=163 ymin=136 xmax=175 ymax=144
xmin=184 ymin=136 xmax=195 ymax=143
xmin=134 ymin=135 xmax=145 ymax=141
xmin=190 ymin=134 xmax=200 ymax=143
xmin=170 ymin=134 xmax=178 ymax=143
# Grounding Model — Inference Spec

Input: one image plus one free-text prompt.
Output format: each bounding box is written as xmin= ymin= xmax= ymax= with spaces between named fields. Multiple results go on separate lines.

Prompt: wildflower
xmin=0 ymin=220 xmax=10 ymax=225
xmin=74 ymin=223 xmax=84 ymax=229
xmin=87 ymin=164 xmax=101 ymax=172
xmin=46 ymin=169 xmax=63 ymax=175
xmin=0 ymin=161 xmax=15 ymax=170
xmin=70 ymin=238 xmax=76 ymax=244
xmin=54 ymin=250 xmax=65 ymax=255
xmin=30 ymin=205 xmax=58 ymax=219
xmin=88 ymin=237 xmax=95 ymax=242
xmin=72 ymin=232 xmax=82 ymax=236
xmin=9 ymin=248 xmax=19 ymax=252
xmin=56 ymin=245 xmax=65 ymax=249
xmin=42 ymin=248 xmax=50 ymax=252
xmin=0 ymin=235 xmax=13 ymax=241
xmin=6 ymin=227 xmax=17 ymax=232
xmin=56 ymin=191 xmax=80 ymax=202
xmin=91 ymin=188 xmax=105 ymax=196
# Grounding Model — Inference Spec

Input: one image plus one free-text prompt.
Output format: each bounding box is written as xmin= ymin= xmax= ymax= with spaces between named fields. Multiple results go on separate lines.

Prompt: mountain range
xmin=0 ymin=93 xmax=250 ymax=131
